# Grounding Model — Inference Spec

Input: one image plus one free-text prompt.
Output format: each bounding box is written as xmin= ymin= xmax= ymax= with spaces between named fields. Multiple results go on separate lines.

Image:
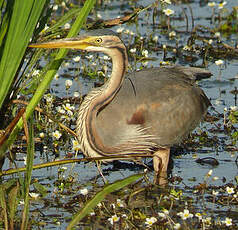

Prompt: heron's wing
xmin=96 ymin=66 xmax=210 ymax=149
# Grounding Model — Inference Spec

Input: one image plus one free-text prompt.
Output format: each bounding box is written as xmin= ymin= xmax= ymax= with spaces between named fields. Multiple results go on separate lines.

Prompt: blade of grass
xmin=0 ymin=154 xmax=152 ymax=177
xmin=0 ymin=0 xmax=96 ymax=159
xmin=0 ymin=0 xmax=46 ymax=108
xmin=8 ymin=183 xmax=19 ymax=230
xmin=0 ymin=186 xmax=8 ymax=229
xmin=21 ymin=115 xmax=34 ymax=230
xmin=67 ymin=174 xmax=143 ymax=230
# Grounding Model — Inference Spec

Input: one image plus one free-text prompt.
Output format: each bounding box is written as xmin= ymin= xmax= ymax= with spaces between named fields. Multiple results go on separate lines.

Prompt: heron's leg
xmin=96 ymin=161 xmax=108 ymax=184
xmin=153 ymin=148 xmax=170 ymax=185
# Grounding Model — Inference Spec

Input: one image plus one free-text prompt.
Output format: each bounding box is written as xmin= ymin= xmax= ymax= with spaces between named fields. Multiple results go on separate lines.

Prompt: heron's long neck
xmin=77 ymin=45 xmax=128 ymax=157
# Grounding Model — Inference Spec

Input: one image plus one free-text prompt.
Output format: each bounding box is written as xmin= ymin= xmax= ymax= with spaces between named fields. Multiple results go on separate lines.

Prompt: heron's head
xmin=29 ymin=29 xmax=124 ymax=53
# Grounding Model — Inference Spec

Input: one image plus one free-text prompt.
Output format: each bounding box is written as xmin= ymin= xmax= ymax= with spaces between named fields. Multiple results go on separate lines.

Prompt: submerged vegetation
xmin=0 ymin=0 xmax=238 ymax=229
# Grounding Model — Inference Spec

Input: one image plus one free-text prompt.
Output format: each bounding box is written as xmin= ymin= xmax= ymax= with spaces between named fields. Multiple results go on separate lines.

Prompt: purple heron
xmin=30 ymin=29 xmax=211 ymax=183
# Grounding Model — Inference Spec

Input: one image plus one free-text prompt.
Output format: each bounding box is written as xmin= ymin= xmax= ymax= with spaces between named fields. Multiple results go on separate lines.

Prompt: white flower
xmin=116 ymin=199 xmax=124 ymax=207
xmin=29 ymin=192 xmax=40 ymax=199
xmin=130 ymin=48 xmax=136 ymax=53
xmin=174 ymin=223 xmax=181 ymax=229
xmin=226 ymin=186 xmax=234 ymax=194
xmin=169 ymin=31 xmax=176 ymax=37
xmin=80 ymin=188 xmax=88 ymax=195
xmin=214 ymin=32 xmax=221 ymax=37
xmin=202 ymin=217 xmax=212 ymax=226
xmin=158 ymin=212 xmax=166 ymax=218
xmin=108 ymin=215 xmax=120 ymax=225
xmin=32 ymin=69 xmax=40 ymax=76
xmin=215 ymin=59 xmax=224 ymax=66
xmin=207 ymin=169 xmax=213 ymax=177
xmin=129 ymin=31 xmax=135 ymax=36
xmin=73 ymin=91 xmax=80 ymax=97
xmin=116 ymin=27 xmax=124 ymax=33
xmin=72 ymin=139 xmax=81 ymax=151
xmin=162 ymin=0 xmax=171 ymax=4
xmin=222 ymin=217 xmax=232 ymax=226
xmin=212 ymin=190 xmax=219 ymax=196
xmin=44 ymin=94 xmax=53 ymax=103
xmin=23 ymin=156 xmax=27 ymax=165
xmin=177 ymin=209 xmax=193 ymax=220
xmin=208 ymin=2 xmax=216 ymax=7
xmin=97 ymin=202 xmax=102 ymax=208
xmin=218 ymin=1 xmax=227 ymax=9
xmin=64 ymin=23 xmax=71 ymax=29
xmin=212 ymin=176 xmax=219 ymax=181
xmin=19 ymin=200 xmax=25 ymax=205
xmin=230 ymin=106 xmax=238 ymax=111
xmin=103 ymin=55 xmax=110 ymax=60
xmin=73 ymin=56 xmax=80 ymax=62
xmin=153 ymin=35 xmax=159 ymax=42
xmin=163 ymin=8 xmax=174 ymax=16
xmin=65 ymin=79 xmax=73 ymax=88
xmin=52 ymin=130 xmax=62 ymax=140
xmin=145 ymin=217 xmax=157 ymax=226
xmin=52 ymin=5 xmax=58 ymax=11
xmin=86 ymin=54 xmax=93 ymax=59
xmin=63 ymin=103 xmax=75 ymax=116
xmin=160 ymin=61 xmax=170 ymax=66
xmin=54 ymin=73 xmax=59 ymax=80
xmin=183 ymin=45 xmax=191 ymax=51
xmin=142 ymin=49 xmax=148 ymax=57
xmin=57 ymin=106 xmax=65 ymax=114
xmin=195 ymin=212 xmax=203 ymax=220
xmin=39 ymin=132 xmax=45 ymax=138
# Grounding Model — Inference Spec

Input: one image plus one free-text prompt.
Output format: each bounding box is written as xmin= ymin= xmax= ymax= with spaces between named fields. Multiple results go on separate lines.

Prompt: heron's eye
xmin=95 ymin=38 xmax=102 ymax=44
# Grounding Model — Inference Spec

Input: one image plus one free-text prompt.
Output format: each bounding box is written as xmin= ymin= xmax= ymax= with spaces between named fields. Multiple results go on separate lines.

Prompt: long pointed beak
xmin=29 ymin=37 xmax=91 ymax=50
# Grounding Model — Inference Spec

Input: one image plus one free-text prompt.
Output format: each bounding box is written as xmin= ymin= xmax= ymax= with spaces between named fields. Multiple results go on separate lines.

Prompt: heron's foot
xmin=153 ymin=148 xmax=170 ymax=185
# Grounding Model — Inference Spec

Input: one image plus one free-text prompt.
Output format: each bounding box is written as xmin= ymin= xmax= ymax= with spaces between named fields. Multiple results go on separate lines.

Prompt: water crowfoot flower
xmin=177 ymin=209 xmax=193 ymax=220
xmin=174 ymin=223 xmax=181 ymax=229
xmin=163 ymin=8 xmax=174 ymax=16
xmin=63 ymin=103 xmax=75 ymax=116
xmin=142 ymin=49 xmax=149 ymax=57
xmin=108 ymin=215 xmax=120 ymax=225
xmin=80 ymin=188 xmax=88 ymax=195
xmin=116 ymin=199 xmax=124 ymax=207
xmin=215 ymin=59 xmax=224 ymax=66
xmin=218 ymin=1 xmax=227 ymax=9
xmin=73 ymin=56 xmax=80 ymax=62
xmin=130 ymin=48 xmax=136 ymax=53
xmin=52 ymin=130 xmax=62 ymax=140
xmin=65 ymin=79 xmax=73 ymax=89
xmin=226 ymin=186 xmax=234 ymax=194
xmin=208 ymin=2 xmax=216 ymax=7
xmin=29 ymin=192 xmax=40 ymax=199
xmin=64 ymin=23 xmax=71 ymax=29
xmin=206 ymin=169 xmax=213 ymax=177
xmin=222 ymin=217 xmax=232 ymax=226
xmin=145 ymin=217 xmax=157 ymax=226
xmin=72 ymin=139 xmax=81 ymax=151
xmin=39 ymin=132 xmax=45 ymax=138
